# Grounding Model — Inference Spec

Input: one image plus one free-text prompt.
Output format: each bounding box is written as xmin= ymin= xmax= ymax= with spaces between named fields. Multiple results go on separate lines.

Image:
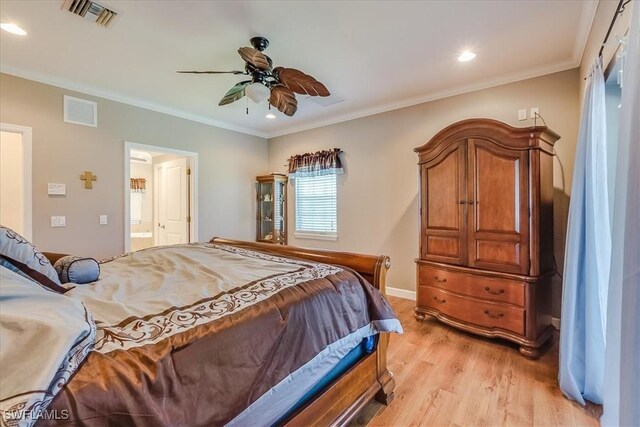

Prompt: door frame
xmin=0 ymin=123 xmax=32 ymax=240
xmin=124 ymin=141 xmax=198 ymax=253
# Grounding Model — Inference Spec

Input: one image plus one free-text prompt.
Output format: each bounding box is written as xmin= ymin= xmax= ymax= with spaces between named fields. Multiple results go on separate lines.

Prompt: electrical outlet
xmin=530 ymin=107 xmax=540 ymax=119
xmin=518 ymin=109 xmax=527 ymax=121
xmin=99 ymin=215 xmax=108 ymax=225
xmin=51 ymin=216 xmax=66 ymax=227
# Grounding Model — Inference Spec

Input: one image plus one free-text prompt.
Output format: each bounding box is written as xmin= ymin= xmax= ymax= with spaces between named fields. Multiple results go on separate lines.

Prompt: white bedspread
xmin=0 ymin=267 xmax=95 ymax=427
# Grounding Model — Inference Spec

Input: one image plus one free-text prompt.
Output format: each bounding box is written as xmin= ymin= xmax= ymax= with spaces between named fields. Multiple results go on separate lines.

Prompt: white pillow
xmin=0 ymin=226 xmax=61 ymax=285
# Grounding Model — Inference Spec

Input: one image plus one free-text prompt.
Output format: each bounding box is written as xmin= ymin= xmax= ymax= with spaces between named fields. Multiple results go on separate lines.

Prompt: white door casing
xmin=124 ymin=141 xmax=198 ymax=253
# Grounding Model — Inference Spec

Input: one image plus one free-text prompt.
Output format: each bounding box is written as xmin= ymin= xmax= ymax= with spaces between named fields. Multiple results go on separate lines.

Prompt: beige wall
xmin=0 ymin=73 xmax=267 ymax=259
xmin=268 ymin=69 xmax=581 ymax=317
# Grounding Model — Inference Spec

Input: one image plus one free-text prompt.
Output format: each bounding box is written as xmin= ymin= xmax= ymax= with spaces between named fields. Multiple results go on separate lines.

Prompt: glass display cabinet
xmin=256 ymin=173 xmax=288 ymax=244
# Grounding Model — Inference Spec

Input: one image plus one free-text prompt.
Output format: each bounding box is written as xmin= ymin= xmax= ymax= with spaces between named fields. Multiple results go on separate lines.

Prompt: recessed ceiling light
xmin=265 ymin=113 xmax=276 ymax=119
xmin=1 ymin=23 xmax=27 ymax=36
xmin=458 ymin=51 xmax=476 ymax=62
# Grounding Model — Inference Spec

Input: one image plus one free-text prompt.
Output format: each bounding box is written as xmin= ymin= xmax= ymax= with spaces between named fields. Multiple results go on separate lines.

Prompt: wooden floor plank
xmin=351 ymin=297 xmax=601 ymax=427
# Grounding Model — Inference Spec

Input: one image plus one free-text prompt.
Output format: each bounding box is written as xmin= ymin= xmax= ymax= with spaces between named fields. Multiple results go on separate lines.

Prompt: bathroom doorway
xmin=124 ymin=142 xmax=198 ymax=253
xmin=0 ymin=124 xmax=32 ymax=239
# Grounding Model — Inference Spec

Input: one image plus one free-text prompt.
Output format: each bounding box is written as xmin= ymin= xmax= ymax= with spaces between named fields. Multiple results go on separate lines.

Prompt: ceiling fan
xmin=177 ymin=37 xmax=330 ymax=117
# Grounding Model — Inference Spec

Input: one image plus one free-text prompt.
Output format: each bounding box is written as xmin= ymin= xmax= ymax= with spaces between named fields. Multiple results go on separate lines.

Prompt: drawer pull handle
xmin=433 ymin=296 xmax=447 ymax=304
xmin=433 ymin=276 xmax=447 ymax=283
xmin=483 ymin=309 xmax=504 ymax=319
xmin=484 ymin=286 xmax=505 ymax=295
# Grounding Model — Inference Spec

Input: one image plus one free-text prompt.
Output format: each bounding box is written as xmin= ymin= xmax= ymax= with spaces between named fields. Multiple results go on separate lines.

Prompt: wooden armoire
xmin=414 ymin=119 xmax=559 ymax=359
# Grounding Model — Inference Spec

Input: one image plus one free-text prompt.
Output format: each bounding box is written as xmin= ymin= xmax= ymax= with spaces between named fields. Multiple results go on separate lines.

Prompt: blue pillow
xmin=54 ymin=256 xmax=100 ymax=284
xmin=0 ymin=226 xmax=61 ymax=285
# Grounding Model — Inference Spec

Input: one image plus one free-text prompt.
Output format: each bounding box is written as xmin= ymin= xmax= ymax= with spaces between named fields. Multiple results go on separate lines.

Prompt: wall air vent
xmin=64 ymin=95 xmax=97 ymax=127
xmin=61 ymin=0 xmax=118 ymax=27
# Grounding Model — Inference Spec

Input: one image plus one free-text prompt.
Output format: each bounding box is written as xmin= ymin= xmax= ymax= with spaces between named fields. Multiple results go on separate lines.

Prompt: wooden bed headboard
xmin=210 ymin=238 xmax=391 ymax=294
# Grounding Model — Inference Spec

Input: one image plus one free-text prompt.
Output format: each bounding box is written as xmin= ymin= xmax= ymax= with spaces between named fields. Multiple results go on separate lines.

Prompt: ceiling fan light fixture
xmin=265 ymin=113 xmax=276 ymax=119
xmin=246 ymin=82 xmax=270 ymax=103
xmin=458 ymin=51 xmax=476 ymax=62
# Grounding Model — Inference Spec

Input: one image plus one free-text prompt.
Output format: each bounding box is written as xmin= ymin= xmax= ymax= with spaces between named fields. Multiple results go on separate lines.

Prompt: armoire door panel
xmin=473 ymin=145 xmax=520 ymax=233
xmin=425 ymin=149 xmax=461 ymax=230
xmin=421 ymin=141 xmax=466 ymax=265
xmin=475 ymin=240 xmax=521 ymax=266
xmin=468 ymin=139 xmax=529 ymax=274
xmin=426 ymin=235 xmax=460 ymax=259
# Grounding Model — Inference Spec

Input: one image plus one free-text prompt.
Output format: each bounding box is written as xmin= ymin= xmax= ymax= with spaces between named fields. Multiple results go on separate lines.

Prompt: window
xmin=294 ymin=174 xmax=337 ymax=239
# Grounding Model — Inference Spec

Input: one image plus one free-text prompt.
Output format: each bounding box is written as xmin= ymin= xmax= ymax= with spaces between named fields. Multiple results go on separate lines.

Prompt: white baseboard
xmin=552 ymin=317 xmax=561 ymax=330
xmin=386 ymin=286 xmax=416 ymax=300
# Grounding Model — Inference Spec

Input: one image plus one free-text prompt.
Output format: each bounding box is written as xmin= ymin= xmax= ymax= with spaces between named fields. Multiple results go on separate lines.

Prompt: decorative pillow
xmin=0 ymin=226 xmax=61 ymax=286
xmin=0 ymin=255 xmax=69 ymax=293
xmin=54 ymin=256 xmax=100 ymax=284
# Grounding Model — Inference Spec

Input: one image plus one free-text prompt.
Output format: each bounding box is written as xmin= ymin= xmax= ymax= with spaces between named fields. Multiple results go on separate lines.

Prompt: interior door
xmin=156 ymin=157 xmax=189 ymax=246
xmin=421 ymin=140 xmax=467 ymax=265
xmin=467 ymin=139 xmax=529 ymax=274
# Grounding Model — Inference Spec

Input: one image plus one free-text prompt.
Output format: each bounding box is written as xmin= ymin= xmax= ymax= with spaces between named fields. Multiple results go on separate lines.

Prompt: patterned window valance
xmin=288 ymin=148 xmax=344 ymax=179
xmin=130 ymin=178 xmax=146 ymax=192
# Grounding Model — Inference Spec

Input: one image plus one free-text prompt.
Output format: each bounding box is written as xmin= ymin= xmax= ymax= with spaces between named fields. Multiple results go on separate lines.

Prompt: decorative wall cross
xmin=80 ymin=171 xmax=97 ymax=189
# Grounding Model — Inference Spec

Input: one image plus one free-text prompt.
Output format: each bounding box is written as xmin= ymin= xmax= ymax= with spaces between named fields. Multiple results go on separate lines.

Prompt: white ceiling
xmin=0 ymin=1 xmax=597 ymax=138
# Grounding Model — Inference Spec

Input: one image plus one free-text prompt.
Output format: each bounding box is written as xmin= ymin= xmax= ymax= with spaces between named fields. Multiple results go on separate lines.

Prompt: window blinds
xmin=295 ymin=174 xmax=337 ymax=234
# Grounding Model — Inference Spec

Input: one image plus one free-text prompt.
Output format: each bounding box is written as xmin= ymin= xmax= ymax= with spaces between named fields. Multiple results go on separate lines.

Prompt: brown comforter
xmin=39 ymin=243 xmax=401 ymax=426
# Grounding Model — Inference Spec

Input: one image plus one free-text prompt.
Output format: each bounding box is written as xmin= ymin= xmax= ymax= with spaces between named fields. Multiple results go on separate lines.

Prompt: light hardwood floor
xmin=352 ymin=296 xmax=601 ymax=427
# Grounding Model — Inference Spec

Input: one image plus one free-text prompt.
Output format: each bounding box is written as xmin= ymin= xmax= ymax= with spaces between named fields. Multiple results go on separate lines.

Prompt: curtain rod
xmin=598 ymin=0 xmax=632 ymax=58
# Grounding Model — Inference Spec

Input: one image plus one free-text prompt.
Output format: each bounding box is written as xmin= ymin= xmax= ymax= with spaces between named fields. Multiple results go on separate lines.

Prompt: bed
xmin=0 ymin=236 xmax=401 ymax=427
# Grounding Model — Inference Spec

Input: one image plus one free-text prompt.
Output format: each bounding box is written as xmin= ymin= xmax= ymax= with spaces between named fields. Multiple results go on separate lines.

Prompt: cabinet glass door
xmin=273 ymin=180 xmax=286 ymax=243
xmin=258 ymin=182 xmax=274 ymax=242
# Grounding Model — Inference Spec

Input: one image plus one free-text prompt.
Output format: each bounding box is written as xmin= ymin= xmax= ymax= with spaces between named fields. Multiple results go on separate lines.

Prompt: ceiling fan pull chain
xmin=246 ymin=96 xmax=249 ymax=115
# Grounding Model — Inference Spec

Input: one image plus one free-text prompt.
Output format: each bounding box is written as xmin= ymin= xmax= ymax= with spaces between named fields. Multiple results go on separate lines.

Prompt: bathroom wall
xmin=130 ymin=161 xmax=154 ymax=233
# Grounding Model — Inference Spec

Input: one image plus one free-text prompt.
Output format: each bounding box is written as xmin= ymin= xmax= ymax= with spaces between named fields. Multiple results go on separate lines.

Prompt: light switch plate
xmin=99 ymin=215 xmax=108 ymax=225
xmin=48 ymin=183 xmax=66 ymax=195
xmin=51 ymin=216 xmax=66 ymax=227
xmin=518 ymin=109 xmax=527 ymax=121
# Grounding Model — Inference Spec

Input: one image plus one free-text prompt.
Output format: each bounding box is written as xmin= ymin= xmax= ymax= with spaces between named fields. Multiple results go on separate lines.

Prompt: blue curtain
xmin=602 ymin=2 xmax=640 ymax=425
xmin=559 ymin=57 xmax=611 ymax=405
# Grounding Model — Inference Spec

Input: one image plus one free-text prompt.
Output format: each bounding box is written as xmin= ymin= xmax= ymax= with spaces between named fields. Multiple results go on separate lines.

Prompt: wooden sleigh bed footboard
xmin=210 ymin=238 xmax=396 ymax=426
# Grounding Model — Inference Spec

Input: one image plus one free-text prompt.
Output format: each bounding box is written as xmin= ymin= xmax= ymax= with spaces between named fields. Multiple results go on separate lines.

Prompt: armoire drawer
xmin=418 ymin=286 xmax=525 ymax=335
xmin=418 ymin=264 xmax=525 ymax=306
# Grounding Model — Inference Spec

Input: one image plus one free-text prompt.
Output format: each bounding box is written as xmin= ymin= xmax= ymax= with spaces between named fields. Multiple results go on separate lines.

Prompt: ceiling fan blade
xmin=218 ymin=81 xmax=251 ymax=106
xmin=177 ymin=70 xmax=247 ymax=75
xmin=269 ymin=85 xmax=298 ymax=117
xmin=274 ymin=67 xmax=330 ymax=97
xmin=238 ymin=47 xmax=272 ymax=72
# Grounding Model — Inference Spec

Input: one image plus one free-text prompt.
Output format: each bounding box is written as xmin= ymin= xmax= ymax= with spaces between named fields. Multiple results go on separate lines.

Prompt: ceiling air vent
xmin=61 ymin=0 xmax=117 ymax=27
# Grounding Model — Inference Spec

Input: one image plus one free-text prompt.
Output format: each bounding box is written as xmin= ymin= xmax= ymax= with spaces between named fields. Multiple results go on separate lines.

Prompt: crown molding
xmin=267 ymin=57 xmax=579 ymax=139
xmin=0 ymin=66 xmax=270 ymax=139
